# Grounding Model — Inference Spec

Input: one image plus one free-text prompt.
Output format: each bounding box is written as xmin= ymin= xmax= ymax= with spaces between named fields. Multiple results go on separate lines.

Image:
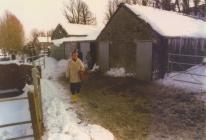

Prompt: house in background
xmin=51 ymin=24 xmax=68 ymax=40
xmin=51 ymin=23 xmax=103 ymax=69
xmin=97 ymin=3 xmax=206 ymax=81
xmin=37 ymin=36 xmax=52 ymax=56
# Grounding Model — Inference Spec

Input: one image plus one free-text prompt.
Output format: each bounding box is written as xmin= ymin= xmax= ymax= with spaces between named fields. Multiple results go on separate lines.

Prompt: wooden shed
xmin=51 ymin=23 xmax=102 ymax=69
xmin=97 ymin=3 xmax=206 ymax=81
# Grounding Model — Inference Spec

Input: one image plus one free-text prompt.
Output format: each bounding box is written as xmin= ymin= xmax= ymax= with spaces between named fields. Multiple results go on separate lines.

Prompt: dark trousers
xmin=70 ymin=82 xmax=81 ymax=95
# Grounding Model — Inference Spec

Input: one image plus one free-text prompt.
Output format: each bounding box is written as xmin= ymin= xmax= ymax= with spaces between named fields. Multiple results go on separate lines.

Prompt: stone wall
xmin=0 ymin=64 xmax=33 ymax=90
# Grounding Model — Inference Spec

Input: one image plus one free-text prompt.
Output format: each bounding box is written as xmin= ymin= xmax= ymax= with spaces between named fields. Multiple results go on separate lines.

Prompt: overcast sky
xmin=0 ymin=0 xmax=108 ymax=38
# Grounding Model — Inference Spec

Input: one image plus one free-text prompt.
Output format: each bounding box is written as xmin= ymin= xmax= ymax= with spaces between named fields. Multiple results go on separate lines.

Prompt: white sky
xmin=0 ymin=0 xmax=108 ymax=38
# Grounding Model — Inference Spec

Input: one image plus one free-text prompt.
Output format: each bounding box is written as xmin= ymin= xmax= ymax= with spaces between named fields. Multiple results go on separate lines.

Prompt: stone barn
xmin=97 ymin=3 xmax=206 ymax=81
xmin=51 ymin=23 xmax=103 ymax=69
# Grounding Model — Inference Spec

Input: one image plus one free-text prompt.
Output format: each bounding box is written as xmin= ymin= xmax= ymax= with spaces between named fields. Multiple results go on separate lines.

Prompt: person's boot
xmin=71 ymin=94 xmax=78 ymax=103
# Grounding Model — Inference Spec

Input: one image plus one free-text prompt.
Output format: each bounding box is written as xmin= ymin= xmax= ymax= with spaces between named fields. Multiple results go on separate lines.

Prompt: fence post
xmin=28 ymin=92 xmax=42 ymax=140
xmin=30 ymin=67 xmax=44 ymax=139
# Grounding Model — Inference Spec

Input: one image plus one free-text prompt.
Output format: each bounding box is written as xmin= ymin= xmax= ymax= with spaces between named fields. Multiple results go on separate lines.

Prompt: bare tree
xmin=81 ymin=1 xmax=96 ymax=24
xmin=105 ymin=0 xmax=141 ymax=22
xmin=182 ymin=0 xmax=190 ymax=14
xmin=161 ymin=0 xmax=172 ymax=10
xmin=30 ymin=29 xmax=48 ymax=40
xmin=174 ymin=0 xmax=181 ymax=12
xmin=153 ymin=0 xmax=161 ymax=8
xmin=63 ymin=0 xmax=96 ymax=25
xmin=193 ymin=0 xmax=201 ymax=15
xmin=105 ymin=0 xmax=120 ymax=22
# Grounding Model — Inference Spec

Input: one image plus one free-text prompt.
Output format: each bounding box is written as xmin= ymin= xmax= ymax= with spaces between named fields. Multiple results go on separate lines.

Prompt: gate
xmin=168 ymin=53 xmax=206 ymax=85
xmin=0 ymin=97 xmax=33 ymax=140
xmin=0 ymin=67 xmax=43 ymax=140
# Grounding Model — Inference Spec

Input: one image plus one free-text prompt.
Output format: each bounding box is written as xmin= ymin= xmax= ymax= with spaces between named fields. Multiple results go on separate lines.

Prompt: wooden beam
xmin=0 ymin=97 xmax=28 ymax=103
xmin=173 ymin=79 xmax=202 ymax=85
xmin=168 ymin=61 xmax=198 ymax=66
xmin=0 ymin=121 xmax=31 ymax=128
xmin=168 ymin=53 xmax=205 ymax=58
xmin=7 ymin=135 xmax=34 ymax=140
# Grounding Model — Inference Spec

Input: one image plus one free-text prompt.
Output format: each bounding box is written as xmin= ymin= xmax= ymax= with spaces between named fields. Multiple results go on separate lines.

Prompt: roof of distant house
xmin=60 ymin=23 xmax=102 ymax=36
xmin=124 ymin=4 xmax=206 ymax=38
xmin=37 ymin=37 xmax=51 ymax=43
xmin=52 ymin=23 xmax=103 ymax=46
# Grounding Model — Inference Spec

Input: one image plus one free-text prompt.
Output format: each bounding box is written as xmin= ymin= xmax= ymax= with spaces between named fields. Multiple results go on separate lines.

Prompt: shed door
xmin=98 ymin=42 xmax=109 ymax=71
xmin=80 ymin=42 xmax=90 ymax=63
xmin=136 ymin=41 xmax=152 ymax=81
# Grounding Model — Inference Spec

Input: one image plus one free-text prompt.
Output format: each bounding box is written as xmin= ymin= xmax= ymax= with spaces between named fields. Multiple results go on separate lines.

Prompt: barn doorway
xmin=98 ymin=41 xmax=109 ymax=71
xmin=135 ymin=40 xmax=153 ymax=81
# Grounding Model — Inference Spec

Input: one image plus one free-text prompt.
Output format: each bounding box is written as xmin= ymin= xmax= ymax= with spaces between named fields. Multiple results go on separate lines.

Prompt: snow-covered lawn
xmin=156 ymin=64 xmax=206 ymax=108
xmin=41 ymin=57 xmax=114 ymax=140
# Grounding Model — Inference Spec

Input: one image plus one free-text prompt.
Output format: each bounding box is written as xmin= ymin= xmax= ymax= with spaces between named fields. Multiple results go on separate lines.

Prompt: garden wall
xmin=0 ymin=64 xmax=33 ymax=90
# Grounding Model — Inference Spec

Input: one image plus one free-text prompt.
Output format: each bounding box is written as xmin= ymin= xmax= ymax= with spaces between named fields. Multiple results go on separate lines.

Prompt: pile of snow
xmin=42 ymin=57 xmax=68 ymax=80
xmin=23 ymin=84 xmax=34 ymax=94
xmin=125 ymin=4 xmax=206 ymax=38
xmin=157 ymin=64 xmax=206 ymax=93
xmin=41 ymin=57 xmax=115 ymax=140
xmin=106 ymin=67 xmax=134 ymax=77
xmin=59 ymin=23 xmax=102 ymax=36
xmin=91 ymin=64 xmax=100 ymax=72
xmin=0 ymin=84 xmax=34 ymax=140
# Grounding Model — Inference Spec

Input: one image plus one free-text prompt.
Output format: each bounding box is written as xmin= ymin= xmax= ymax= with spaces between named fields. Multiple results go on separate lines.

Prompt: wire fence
xmin=168 ymin=53 xmax=206 ymax=85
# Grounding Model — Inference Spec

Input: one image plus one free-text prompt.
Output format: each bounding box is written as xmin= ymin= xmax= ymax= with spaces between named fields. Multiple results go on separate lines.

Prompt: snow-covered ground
xmin=157 ymin=64 xmax=206 ymax=93
xmin=0 ymin=85 xmax=34 ymax=140
xmin=41 ymin=57 xmax=114 ymax=140
xmin=106 ymin=67 xmax=134 ymax=77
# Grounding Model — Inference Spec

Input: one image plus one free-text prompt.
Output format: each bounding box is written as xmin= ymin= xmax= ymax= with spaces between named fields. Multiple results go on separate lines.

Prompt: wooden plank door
xmin=136 ymin=41 xmax=153 ymax=81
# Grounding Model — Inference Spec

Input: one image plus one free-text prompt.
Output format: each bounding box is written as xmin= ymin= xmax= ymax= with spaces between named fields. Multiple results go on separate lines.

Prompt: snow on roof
xmin=124 ymin=4 xmax=206 ymax=38
xmin=37 ymin=37 xmax=51 ymax=43
xmin=60 ymin=23 xmax=101 ymax=36
xmin=52 ymin=25 xmax=103 ymax=46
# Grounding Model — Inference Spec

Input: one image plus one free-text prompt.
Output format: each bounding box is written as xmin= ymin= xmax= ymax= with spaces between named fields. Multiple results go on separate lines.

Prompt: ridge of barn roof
xmin=60 ymin=22 xmax=101 ymax=36
xmin=124 ymin=4 xmax=206 ymax=38
xmin=52 ymin=24 xmax=104 ymax=46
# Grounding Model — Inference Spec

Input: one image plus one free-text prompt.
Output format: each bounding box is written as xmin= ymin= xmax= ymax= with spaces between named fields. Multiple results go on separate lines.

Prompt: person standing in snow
xmin=66 ymin=49 xmax=85 ymax=103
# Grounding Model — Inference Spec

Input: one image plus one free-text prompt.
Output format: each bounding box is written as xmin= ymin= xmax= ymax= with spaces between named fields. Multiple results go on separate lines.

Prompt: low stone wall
xmin=0 ymin=64 xmax=33 ymax=90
